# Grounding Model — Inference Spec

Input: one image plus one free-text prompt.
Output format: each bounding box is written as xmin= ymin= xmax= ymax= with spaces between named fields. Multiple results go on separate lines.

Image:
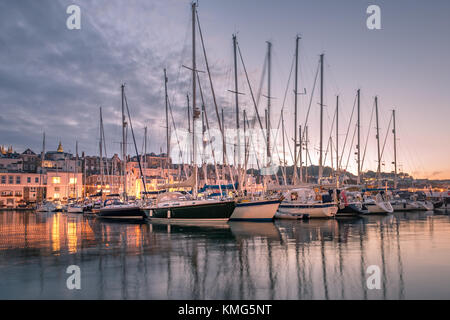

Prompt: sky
xmin=0 ymin=0 xmax=449 ymax=179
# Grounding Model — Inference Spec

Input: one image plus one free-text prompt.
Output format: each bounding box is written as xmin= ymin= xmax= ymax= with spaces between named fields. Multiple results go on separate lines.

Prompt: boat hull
xmin=415 ymin=201 xmax=434 ymax=211
xmin=230 ymin=200 xmax=280 ymax=221
xmin=336 ymin=203 xmax=366 ymax=217
xmin=97 ymin=205 xmax=144 ymax=220
xmin=364 ymin=201 xmax=394 ymax=214
xmin=277 ymin=203 xmax=338 ymax=218
xmin=144 ymin=200 xmax=235 ymax=222
xmin=391 ymin=201 xmax=419 ymax=211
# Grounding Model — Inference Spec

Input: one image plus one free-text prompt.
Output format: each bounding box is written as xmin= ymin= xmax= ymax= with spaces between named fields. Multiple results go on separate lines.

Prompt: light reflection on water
xmin=0 ymin=210 xmax=450 ymax=299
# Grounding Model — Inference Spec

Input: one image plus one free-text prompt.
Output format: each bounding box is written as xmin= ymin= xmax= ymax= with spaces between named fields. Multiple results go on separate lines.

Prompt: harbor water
xmin=1 ymin=210 xmax=450 ymax=299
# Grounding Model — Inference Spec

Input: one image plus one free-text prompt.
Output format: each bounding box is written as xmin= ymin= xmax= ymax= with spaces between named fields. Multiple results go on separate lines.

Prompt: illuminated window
xmin=52 ymin=177 xmax=61 ymax=184
xmin=69 ymin=177 xmax=77 ymax=184
xmin=53 ymin=193 xmax=60 ymax=199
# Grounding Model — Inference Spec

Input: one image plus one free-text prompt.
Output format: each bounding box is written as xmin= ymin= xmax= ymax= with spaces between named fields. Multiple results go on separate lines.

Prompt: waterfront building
xmin=0 ymin=172 xmax=45 ymax=208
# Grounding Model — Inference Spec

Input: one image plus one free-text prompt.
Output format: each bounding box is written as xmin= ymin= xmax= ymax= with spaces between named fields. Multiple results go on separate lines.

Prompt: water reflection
xmin=0 ymin=210 xmax=450 ymax=299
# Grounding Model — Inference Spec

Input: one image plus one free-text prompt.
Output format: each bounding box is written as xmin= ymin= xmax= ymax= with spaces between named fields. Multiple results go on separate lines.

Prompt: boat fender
xmin=167 ymin=209 xmax=171 ymax=219
xmin=149 ymin=209 xmax=153 ymax=217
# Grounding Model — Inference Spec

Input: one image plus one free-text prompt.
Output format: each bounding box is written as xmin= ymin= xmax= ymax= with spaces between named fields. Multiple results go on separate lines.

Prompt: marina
xmin=0 ymin=0 xmax=449 ymax=303
xmin=1 ymin=209 xmax=450 ymax=299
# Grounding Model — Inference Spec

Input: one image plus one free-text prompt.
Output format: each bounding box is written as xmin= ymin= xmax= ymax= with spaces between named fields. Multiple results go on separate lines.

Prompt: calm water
xmin=1 ymin=210 xmax=450 ymax=299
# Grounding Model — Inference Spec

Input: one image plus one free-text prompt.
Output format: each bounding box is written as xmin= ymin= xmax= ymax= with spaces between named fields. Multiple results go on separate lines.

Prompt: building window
xmin=1 ymin=176 xmax=5 ymax=184
xmin=27 ymin=177 xmax=31 ymax=183
xmin=54 ymin=187 xmax=60 ymax=192
xmin=35 ymin=177 xmax=39 ymax=183
xmin=8 ymin=176 xmax=13 ymax=184
xmin=15 ymin=191 xmax=22 ymax=197
xmin=53 ymin=193 xmax=60 ymax=199
xmin=69 ymin=177 xmax=77 ymax=184
xmin=16 ymin=176 xmax=21 ymax=184
xmin=52 ymin=177 xmax=61 ymax=184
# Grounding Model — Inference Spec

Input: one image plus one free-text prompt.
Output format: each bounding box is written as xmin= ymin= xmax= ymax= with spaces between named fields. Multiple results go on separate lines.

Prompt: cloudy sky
xmin=1 ymin=0 xmax=449 ymax=179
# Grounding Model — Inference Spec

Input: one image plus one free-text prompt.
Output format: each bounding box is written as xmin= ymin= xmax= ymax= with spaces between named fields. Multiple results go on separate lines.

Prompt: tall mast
xmin=281 ymin=111 xmax=286 ymax=184
xmin=318 ymin=53 xmax=324 ymax=183
xmin=305 ymin=125 xmax=308 ymax=183
xmin=293 ymin=35 xmax=300 ymax=184
xmin=191 ymin=1 xmax=198 ymax=198
xmin=299 ymin=125 xmax=302 ymax=184
xmin=121 ymin=84 xmax=127 ymax=200
xmin=232 ymin=34 xmax=240 ymax=170
xmin=164 ymin=68 xmax=170 ymax=182
xmin=75 ymin=140 xmax=78 ymax=199
xmin=375 ymin=96 xmax=381 ymax=186
xmin=266 ymin=41 xmax=272 ymax=166
xmin=357 ymin=89 xmax=361 ymax=185
xmin=336 ymin=95 xmax=339 ymax=174
xmin=392 ymin=109 xmax=398 ymax=189
xmin=144 ymin=126 xmax=147 ymax=170
xmin=99 ymin=107 xmax=104 ymax=198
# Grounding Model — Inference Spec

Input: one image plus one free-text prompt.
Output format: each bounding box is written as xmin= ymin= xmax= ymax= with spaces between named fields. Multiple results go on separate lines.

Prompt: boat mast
xmin=357 ymin=89 xmax=361 ymax=185
xmin=375 ymin=96 xmax=381 ymax=186
xmin=164 ymin=68 xmax=170 ymax=184
xmin=121 ymin=84 xmax=127 ymax=201
xmin=305 ymin=125 xmax=308 ymax=183
xmin=75 ymin=140 xmax=78 ymax=200
xmin=318 ymin=53 xmax=324 ymax=183
xmin=191 ymin=1 xmax=198 ymax=198
xmin=392 ymin=109 xmax=398 ymax=189
xmin=266 ymin=41 xmax=272 ymax=166
xmin=99 ymin=107 xmax=104 ymax=199
xmin=336 ymin=95 xmax=339 ymax=175
xmin=232 ymin=34 xmax=241 ymax=172
xmin=281 ymin=111 xmax=286 ymax=184
xmin=293 ymin=35 xmax=300 ymax=184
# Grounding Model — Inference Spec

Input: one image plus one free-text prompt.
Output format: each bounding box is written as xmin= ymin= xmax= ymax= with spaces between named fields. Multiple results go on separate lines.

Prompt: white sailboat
xmin=277 ymin=188 xmax=338 ymax=219
xmin=363 ymin=193 xmax=394 ymax=214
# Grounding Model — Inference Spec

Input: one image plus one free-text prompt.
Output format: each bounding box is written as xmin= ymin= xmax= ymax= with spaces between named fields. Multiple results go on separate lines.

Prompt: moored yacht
xmin=35 ymin=201 xmax=57 ymax=213
xmin=276 ymin=188 xmax=338 ymax=219
xmin=230 ymin=198 xmax=281 ymax=221
xmin=67 ymin=203 xmax=84 ymax=213
xmin=363 ymin=192 xmax=394 ymax=214
xmin=97 ymin=199 xmax=144 ymax=220
xmin=143 ymin=192 xmax=235 ymax=224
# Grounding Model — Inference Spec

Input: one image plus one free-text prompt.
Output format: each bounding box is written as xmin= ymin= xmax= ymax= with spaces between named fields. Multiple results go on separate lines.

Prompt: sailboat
xmin=143 ymin=3 xmax=235 ymax=223
xmin=97 ymin=86 xmax=144 ymax=220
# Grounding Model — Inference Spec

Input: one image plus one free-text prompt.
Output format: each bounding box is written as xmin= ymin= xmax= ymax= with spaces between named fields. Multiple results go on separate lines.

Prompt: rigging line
xmin=344 ymin=124 xmax=357 ymax=173
xmin=270 ymin=53 xmax=295 ymax=161
xmin=197 ymin=72 xmax=231 ymax=194
xmin=167 ymin=97 xmax=187 ymax=179
xmin=196 ymin=10 xmax=225 ymax=142
xmin=339 ymin=93 xmax=357 ymax=169
xmin=256 ymin=51 xmax=268 ymax=110
xmin=123 ymin=91 xmax=147 ymax=198
xmin=380 ymin=112 xmax=393 ymax=160
xmin=294 ymin=59 xmax=319 ymax=165
xmin=300 ymin=58 xmax=320 ymax=143
xmin=361 ymin=100 xmax=376 ymax=173
xmin=323 ymin=108 xmax=336 ymax=166
xmin=237 ymin=43 xmax=266 ymax=141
